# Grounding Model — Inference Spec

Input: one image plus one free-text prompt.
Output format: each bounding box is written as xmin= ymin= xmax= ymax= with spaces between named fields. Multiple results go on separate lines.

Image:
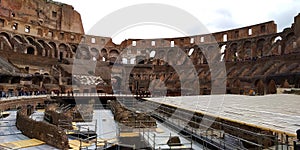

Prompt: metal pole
xmin=95 ymin=120 xmax=98 ymax=149
xmin=286 ymin=135 xmax=289 ymax=149
xmin=79 ymin=126 xmax=82 ymax=149
xmin=275 ymin=133 xmax=278 ymax=150
xmin=153 ymin=134 xmax=156 ymax=150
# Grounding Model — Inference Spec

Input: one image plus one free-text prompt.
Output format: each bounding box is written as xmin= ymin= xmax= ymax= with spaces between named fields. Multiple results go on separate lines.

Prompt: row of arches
xmin=0 ymin=31 xmax=127 ymax=64
xmin=227 ymin=78 xmax=300 ymax=95
xmin=1 ymin=28 xmax=299 ymax=65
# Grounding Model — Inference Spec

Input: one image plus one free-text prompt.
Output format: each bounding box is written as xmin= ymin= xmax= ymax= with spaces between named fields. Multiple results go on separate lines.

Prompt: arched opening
xmin=272 ymin=36 xmax=282 ymax=44
xmin=13 ymin=35 xmax=23 ymax=43
xmin=109 ymin=49 xmax=119 ymax=58
xmin=90 ymin=48 xmax=99 ymax=59
xmin=156 ymin=50 xmax=165 ymax=61
xmin=230 ymin=43 xmax=238 ymax=61
xmin=109 ymin=49 xmax=120 ymax=64
xmin=243 ymin=41 xmax=251 ymax=60
xmin=71 ymin=45 xmax=78 ymax=53
xmin=267 ymin=80 xmax=277 ymax=94
xmin=81 ymin=47 xmax=91 ymax=60
xmin=59 ymin=43 xmax=68 ymax=59
xmin=286 ymin=32 xmax=295 ymax=41
xmin=76 ymin=46 xmax=90 ymax=60
xmin=101 ymin=48 xmax=107 ymax=60
xmin=150 ymin=51 xmax=156 ymax=58
xmin=220 ymin=45 xmax=226 ymax=61
xmin=256 ymin=39 xmax=265 ymax=58
xmin=27 ymin=37 xmax=44 ymax=56
xmin=188 ymin=48 xmax=194 ymax=56
xmin=32 ymin=77 xmax=40 ymax=85
xmin=281 ymin=79 xmax=290 ymax=88
xmin=26 ymin=36 xmax=34 ymax=44
xmin=0 ymin=32 xmax=10 ymax=41
xmin=38 ymin=40 xmax=47 ymax=56
xmin=26 ymin=47 xmax=35 ymax=55
xmin=122 ymin=58 xmax=128 ymax=64
xmin=130 ymin=58 xmax=136 ymax=64
xmin=255 ymin=79 xmax=265 ymax=95
xmin=43 ymin=77 xmax=51 ymax=84
xmin=0 ymin=32 xmax=12 ymax=51
xmin=49 ymin=42 xmax=57 ymax=58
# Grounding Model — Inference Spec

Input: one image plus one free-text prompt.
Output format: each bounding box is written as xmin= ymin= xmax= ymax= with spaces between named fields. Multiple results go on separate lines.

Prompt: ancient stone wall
xmin=0 ymin=0 xmax=84 ymax=34
xmin=0 ymin=97 xmax=47 ymax=111
xmin=0 ymin=0 xmax=299 ymax=96
xmin=109 ymin=100 xmax=157 ymax=128
xmin=44 ymin=109 xmax=73 ymax=130
xmin=16 ymin=108 xmax=69 ymax=150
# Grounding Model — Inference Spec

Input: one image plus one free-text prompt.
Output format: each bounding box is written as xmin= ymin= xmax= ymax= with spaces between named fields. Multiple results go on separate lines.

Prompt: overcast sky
xmin=56 ymin=0 xmax=300 ymax=43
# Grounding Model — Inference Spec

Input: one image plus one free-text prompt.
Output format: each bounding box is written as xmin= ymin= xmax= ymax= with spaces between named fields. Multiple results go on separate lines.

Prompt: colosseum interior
xmin=0 ymin=0 xmax=300 ymax=149
xmin=0 ymin=0 xmax=300 ymax=97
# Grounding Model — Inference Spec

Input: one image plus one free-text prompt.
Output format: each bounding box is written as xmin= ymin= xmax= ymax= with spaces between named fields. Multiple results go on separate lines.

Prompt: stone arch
xmin=109 ymin=49 xmax=120 ymax=57
xmin=109 ymin=49 xmax=120 ymax=64
xmin=243 ymin=41 xmax=251 ymax=60
xmin=90 ymin=47 xmax=100 ymax=60
xmin=122 ymin=58 xmax=128 ymax=64
xmin=76 ymin=46 xmax=91 ymax=60
xmin=149 ymin=50 xmax=156 ymax=58
xmin=71 ymin=44 xmax=78 ymax=53
xmin=43 ymin=77 xmax=51 ymax=84
xmin=66 ymin=44 xmax=73 ymax=58
xmin=256 ymin=38 xmax=265 ymax=58
xmin=27 ymin=36 xmax=44 ymax=56
xmin=48 ymin=42 xmax=57 ymax=58
xmin=25 ymin=46 xmax=35 ymax=55
xmin=156 ymin=50 xmax=165 ymax=60
xmin=189 ymin=47 xmax=201 ymax=65
xmin=59 ymin=43 xmax=71 ymax=59
xmin=38 ymin=40 xmax=51 ymax=57
xmin=0 ymin=32 xmax=13 ymax=50
xmin=32 ymin=77 xmax=40 ymax=85
xmin=26 ymin=36 xmax=35 ymax=44
xmin=271 ymin=35 xmax=282 ymax=44
xmin=167 ymin=48 xmax=178 ymax=65
xmin=101 ymin=48 xmax=108 ymax=61
xmin=255 ymin=79 xmax=265 ymax=95
xmin=0 ymin=32 xmax=11 ymax=41
xmin=284 ymin=32 xmax=297 ymax=54
xmin=281 ymin=79 xmax=290 ymax=88
xmin=267 ymin=79 xmax=277 ymax=94
xmin=130 ymin=57 xmax=136 ymax=64
xmin=219 ymin=44 xmax=226 ymax=61
xmin=269 ymin=36 xmax=283 ymax=55
xmin=286 ymin=32 xmax=295 ymax=42
xmin=227 ymin=43 xmax=238 ymax=61
xmin=12 ymin=35 xmax=23 ymax=43
xmin=11 ymin=35 xmax=25 ymax=53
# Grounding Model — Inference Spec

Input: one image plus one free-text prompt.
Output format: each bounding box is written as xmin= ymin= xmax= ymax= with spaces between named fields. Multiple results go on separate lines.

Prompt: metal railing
xmin=141 ymin=101 xmax=287 ymax=150
xmin=51 ymin=92 xmax=152 ymax=98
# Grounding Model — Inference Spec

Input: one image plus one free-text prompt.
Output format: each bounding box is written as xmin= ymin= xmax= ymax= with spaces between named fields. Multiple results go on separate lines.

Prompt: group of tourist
xmin=0 ymin=90 xmax=48 ymax=99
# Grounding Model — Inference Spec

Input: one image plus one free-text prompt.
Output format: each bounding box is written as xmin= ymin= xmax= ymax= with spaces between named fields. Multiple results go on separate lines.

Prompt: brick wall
xmin=16 ymin=109 xmax=69 ymax=150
